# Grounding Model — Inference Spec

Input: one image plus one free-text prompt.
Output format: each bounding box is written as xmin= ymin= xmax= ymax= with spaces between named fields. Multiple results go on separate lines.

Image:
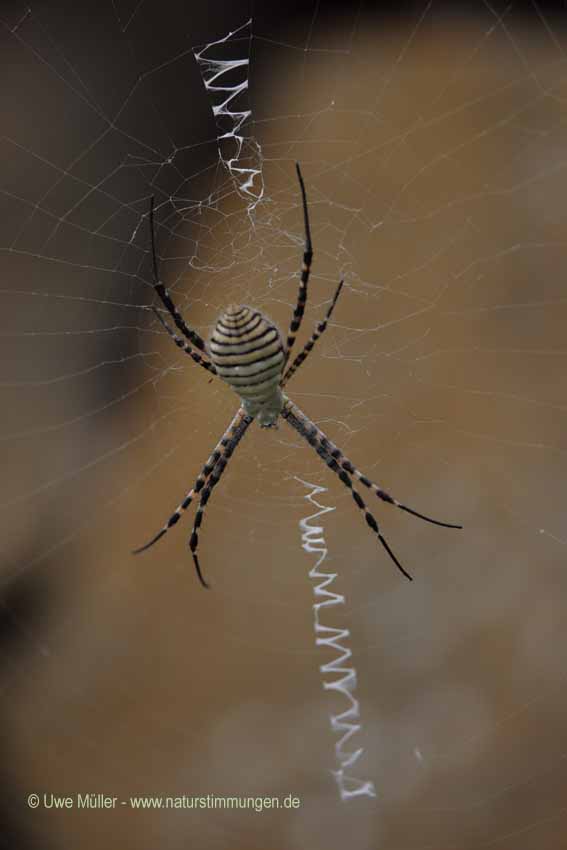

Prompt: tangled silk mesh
xmin=1 ymin=3 xmax=567 ymax=849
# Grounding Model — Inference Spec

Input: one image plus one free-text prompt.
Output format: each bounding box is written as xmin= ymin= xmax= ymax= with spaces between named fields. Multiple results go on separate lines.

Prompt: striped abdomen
xmin=208 ymin=305 xmax=286 ymax=426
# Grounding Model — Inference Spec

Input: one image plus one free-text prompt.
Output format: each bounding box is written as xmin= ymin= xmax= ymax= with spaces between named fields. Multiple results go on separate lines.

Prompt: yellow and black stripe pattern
xmin=208 ymin=304 xmax=285 ymax=411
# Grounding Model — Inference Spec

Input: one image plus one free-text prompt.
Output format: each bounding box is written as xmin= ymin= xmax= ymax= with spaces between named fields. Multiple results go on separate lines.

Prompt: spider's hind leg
xmin=290 ymin=400 xmax=462 ymax=530
xmin=317 ymin=433 xmax=462 ymax=529
xmin=281 ymin=401 xmax=413 ymax=581
xmin=188 ymin=411 xmax=253 ymax=588
xmin=133 ymin=407 xmax=248 ymax=557
xmin=282 ymin=398 xmax=462 ymax=581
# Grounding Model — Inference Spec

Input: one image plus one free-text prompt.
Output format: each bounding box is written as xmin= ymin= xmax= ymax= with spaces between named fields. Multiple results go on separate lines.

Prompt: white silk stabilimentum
xmin=194 ymin=19 xmax=264 ymax=210
xmin=296 ymin=477 xmax=376 ymax=801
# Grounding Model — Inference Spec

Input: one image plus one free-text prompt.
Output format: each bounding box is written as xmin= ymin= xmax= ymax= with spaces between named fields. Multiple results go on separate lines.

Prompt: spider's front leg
xmin=148 ymin=197 xmax=213 ymax=369
xmin=152 ymin=307 xmax=217 ymax=376
xmin=281 ymin=278 xmax=344 ymax=387
xmin=283 ymin=163 xmax=313 ymax=366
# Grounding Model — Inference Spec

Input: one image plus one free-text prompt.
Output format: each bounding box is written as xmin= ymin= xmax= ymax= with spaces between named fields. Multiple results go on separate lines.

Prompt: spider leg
xmin=152 ymin=306 xmax=217 ymax=376
xmin=283 ymin=163 xmax=313 ymax=366
xmin=189 ymin=412 xmax=254 ymax=588
xmin=281 ymin=401 xmax=412 ymax=581
xmin=132 ymin=407 xmax=246 ymax=555
xmin=284 ymin=399 xmax=462 ymax=530
xmin=281 ymin=279 xmax=344 ymax=387
xmin=148 ymin=197 xmax=207 ymax=353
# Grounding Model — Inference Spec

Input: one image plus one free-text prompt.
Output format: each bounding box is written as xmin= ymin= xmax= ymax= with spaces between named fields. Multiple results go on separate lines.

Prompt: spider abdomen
xmin=208 ymin=305 xmax=286 ymax=425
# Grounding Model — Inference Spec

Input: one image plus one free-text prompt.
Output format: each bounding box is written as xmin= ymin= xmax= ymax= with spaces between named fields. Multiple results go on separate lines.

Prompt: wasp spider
xmin=134 ymin=165 xmax=462 ymax=587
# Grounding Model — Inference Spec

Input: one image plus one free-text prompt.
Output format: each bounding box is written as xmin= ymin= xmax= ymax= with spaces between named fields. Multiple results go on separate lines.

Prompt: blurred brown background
xmin=1 ymin=1 xmax=567 ymax=848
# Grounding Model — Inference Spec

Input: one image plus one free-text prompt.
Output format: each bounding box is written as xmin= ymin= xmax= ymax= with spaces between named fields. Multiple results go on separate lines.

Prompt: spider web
xmin=1 ymin=1 xmax=567 ymax=848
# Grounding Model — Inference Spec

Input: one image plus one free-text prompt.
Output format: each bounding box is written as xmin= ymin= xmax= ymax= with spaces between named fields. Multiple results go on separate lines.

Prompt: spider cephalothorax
xmin=134 ymin=164 xmax=462 ymax=588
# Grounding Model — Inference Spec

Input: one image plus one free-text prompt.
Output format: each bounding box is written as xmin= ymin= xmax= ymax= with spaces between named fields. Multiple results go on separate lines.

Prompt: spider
xmin=134 ymin=164 xmax=462 ymax=588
